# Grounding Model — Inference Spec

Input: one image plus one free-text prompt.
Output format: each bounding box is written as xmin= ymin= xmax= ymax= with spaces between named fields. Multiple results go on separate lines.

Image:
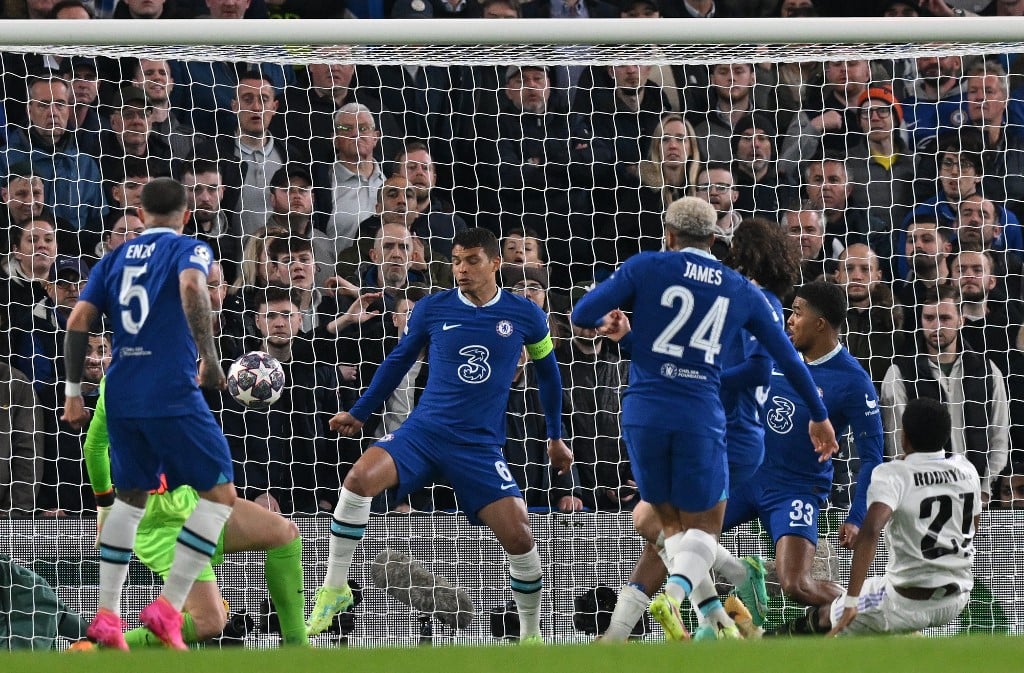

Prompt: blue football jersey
xmin=350 ymin=288 xmax=552 ymax=446
xmin=572 ymin=249 xmax=827 ymax=434
xmin=721 ymin=289 xmax=783 ymax=476
xmin=760 ymin=344 xmax=884 ymax=524
xmin=79 ymin=227 xmax=214 ymax=419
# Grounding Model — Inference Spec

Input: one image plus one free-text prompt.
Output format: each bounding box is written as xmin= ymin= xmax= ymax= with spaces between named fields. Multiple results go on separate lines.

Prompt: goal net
xmin=0 ymin=16 xmax=1021 ymax=647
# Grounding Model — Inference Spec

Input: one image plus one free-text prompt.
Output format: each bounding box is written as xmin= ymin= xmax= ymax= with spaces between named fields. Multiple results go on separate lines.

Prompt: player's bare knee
xmin=632 ymin=503 xmax=660 ymax=543
xmin=271 ymin=518 xmax=300 ymax=547
xmin=190 ymin=603 xmax=228 ymax=641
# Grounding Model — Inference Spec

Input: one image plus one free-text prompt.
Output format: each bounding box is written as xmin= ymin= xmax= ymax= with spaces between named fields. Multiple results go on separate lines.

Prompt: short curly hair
xmin=726 ymin=217 xmax=799 ymax=298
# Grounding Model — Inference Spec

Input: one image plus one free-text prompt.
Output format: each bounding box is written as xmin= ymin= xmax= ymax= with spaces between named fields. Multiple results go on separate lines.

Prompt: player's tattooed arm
xmin=180 ymin=268 xmax=226 ymax=389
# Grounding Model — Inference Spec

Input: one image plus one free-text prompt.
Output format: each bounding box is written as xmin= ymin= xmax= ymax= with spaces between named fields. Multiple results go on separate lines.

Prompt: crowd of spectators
xmin=1 ymin=0 xmax=1023 ymax=518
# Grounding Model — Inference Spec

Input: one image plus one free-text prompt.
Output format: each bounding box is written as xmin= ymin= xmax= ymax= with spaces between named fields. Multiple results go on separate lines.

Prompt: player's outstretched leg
xmin=732 ymin=555 xmax=769 ymax=627
xmin=601 ymin=542 xmax=665 ymax=643
xmin=216 ymin=498 xmax=309 ymax=645
xmin=479 ymin=497 xmax=543 ymax=644
xmin=308 ymin=486 xmax=369 ymax=635
xmin=688 ymin=576 xmax=738 ymax=641
xmin=89 ymin=497 xmax=148 ymax=650
xmin=145 ymin=491 xmax=235 ymax=650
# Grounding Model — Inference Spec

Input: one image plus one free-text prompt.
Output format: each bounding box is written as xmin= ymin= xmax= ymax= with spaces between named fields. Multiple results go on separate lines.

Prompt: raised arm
xmin=180 ymin=267 xmax=225 ymax=391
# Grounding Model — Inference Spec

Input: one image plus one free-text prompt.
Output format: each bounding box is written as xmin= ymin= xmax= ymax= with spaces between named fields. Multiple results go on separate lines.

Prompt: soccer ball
xmin=227 ymin=351 xmax=285 ymax=410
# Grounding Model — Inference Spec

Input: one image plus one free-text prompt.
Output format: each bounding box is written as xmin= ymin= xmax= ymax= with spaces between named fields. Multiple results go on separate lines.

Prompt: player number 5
xmin=119 ymin=265 xmax=150 ymax=334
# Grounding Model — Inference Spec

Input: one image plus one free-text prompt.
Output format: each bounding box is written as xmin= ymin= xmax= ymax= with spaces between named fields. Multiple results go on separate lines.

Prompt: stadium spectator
xmin=957 ymin=63 xmax=1024 ymax=218
xmin=218 ymin=71 xmax=302 ymax=235
xmin=0 ymin=170 xmax=49 ymax=253
xmin=501 ymin=263 xmax=571 ymax=351
xmin=392 ymin=141 xmax=468 ymax=260
xmin=894 ymin=216 xmax=954 ymax=343
xmin=221 ymin=285 xmax=342 ymax=514
xmin=4 ymin=215 xmax=58 ymax=321
xmin=95 ymin=208 xmax=145 ymax=260
xmin=48 ymin=0 xmax=92 ymax=18
xmin=112 ymin=0 xmax=190 ymax=18
xmin=12 ymin=256 xmax=93 ymax=515
xmin=950 ymin=248 xmax=1021 ymax=375
xmin=900 ymin=54 xmax=966 ymax=152
xmin=991 ymin=463 xmax=1024 ymax=509
xmin=475 ymin=64 xmax=587 ymax=287
xmin=265 ymin=164 xmax=337 ymax=290
xmin=264 ymin=236 xmax=344 ymax=338
xmin=128 ymin=58 xmax=199 ymax=161
xmin=336 ymin=175 xmax=417 ymax=278
xmin=0 ymin=362 xmax=43 ymax=516
xmin=59 ymin=56 xmax=101 ymax=158
xmin=834 ymin=242 xmax=905 ymax=387
xmin=104 ymin=157 xmax=154 ymax=211
xmin=501 ymin=227 xmax=546 ymax=268
xmin=954 ymin=194 xmax=1024 ymax=293
xmin=363 ymin=288 xmax=429 ymax=442
xmin=730 ymin=112 xmax=781 ymax=218
xmin=844 ymin=86 xmax=915 ymax=242
xmin=899 ymin=138 xmax=1022 ymax=272
xmin=881 ymin=284 xmax=1009 ymax=500
xmin=802 ymin=156 xmax=875 ymax=262
xmin=169 ymin=43 xmax=295 ymax=139
xmin=602 ymin=112 xmax=702 ymax=267
xmin=574 ymin=64 xmax=669 ymax=268
xmin=0 ymin=76 xmax=104 ymax=249
xmin=335 ymin=222 xmax=431 ymax=385
xmin=557 ymin=285 xmax=633 ymax=512
xmin=314 ymin=102 xmax=385 ymax=253
xmin=180 ymin=159 xmax=243 ymax=285
xmin=783 ymin=204 xmax=829 ymax=283
xmin=693 ymin=162 xmax=742 ymax=258
xmin=274 ymin=62 xmax=402 ymax=168
xmin=505 ymin=346 xmax=583 ymax=512
xmin=95 ymin=85 xmax=175 ymax=185
xmin=779 ymin=59 xmax=872 ymax=164
xmin=691 ymin=62 xmax=761 ymax=164
xmin=205 ymin=259 xmax=245 ymax=367
xmin=12 ymin=254 xmax=87 ymax=393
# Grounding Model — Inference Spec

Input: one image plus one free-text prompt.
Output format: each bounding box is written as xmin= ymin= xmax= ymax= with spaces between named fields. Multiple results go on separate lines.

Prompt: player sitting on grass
xmin=82 ymin=377 xmax=309 ymax=648
xmin=773 ymin=397 xmax=979 ymax=637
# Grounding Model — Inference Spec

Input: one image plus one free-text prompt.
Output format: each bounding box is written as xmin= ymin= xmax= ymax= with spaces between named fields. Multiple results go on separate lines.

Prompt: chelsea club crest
xmin=496 ymin=320 xmax=513 ymax=337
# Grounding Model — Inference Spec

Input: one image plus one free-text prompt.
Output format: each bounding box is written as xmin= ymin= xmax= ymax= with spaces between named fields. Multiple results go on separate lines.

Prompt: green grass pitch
xmin=5 ymin=636 xmax=1024 ymax=673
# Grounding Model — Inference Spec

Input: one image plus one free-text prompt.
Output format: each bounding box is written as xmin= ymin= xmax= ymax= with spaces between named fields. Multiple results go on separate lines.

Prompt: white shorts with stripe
xmin=829 ymin=576 xmax=969 ymax=635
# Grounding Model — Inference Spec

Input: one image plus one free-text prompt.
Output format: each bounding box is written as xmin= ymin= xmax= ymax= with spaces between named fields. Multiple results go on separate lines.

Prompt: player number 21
xmin=652 ymin=285 xmax=730 ymax=364
xmin=119 ymin=264 xmax=150 ymax=334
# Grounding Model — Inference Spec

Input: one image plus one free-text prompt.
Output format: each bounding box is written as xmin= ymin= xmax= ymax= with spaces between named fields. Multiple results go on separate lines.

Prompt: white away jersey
xmin=869 ymin=452 xmax=981 ymax=591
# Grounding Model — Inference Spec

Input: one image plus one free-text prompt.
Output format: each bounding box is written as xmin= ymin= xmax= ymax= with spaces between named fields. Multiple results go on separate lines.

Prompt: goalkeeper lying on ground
xmin=83 ymin=378 xmax=308 ymax=648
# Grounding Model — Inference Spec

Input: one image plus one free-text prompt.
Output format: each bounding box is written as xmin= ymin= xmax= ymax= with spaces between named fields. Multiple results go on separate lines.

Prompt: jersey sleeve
xmin=523 ymin=302 xmax=554 ymax=361
xmin=348 ymin=293 xmax=432 ymax=422
xmin=178 ymin=238 xmax=214 ymax=276
xmin=82 ymin=378 xmax=113 ymax=496
xmin=842 ymin=371 xmax=886 ymax=527
xmin=865 ymin=462 xmax=903 ymax=512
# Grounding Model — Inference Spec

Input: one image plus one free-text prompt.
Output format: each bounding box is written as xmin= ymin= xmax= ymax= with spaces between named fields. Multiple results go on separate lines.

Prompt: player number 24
xmin=652 ymin=286 xmax=730 ymax=364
